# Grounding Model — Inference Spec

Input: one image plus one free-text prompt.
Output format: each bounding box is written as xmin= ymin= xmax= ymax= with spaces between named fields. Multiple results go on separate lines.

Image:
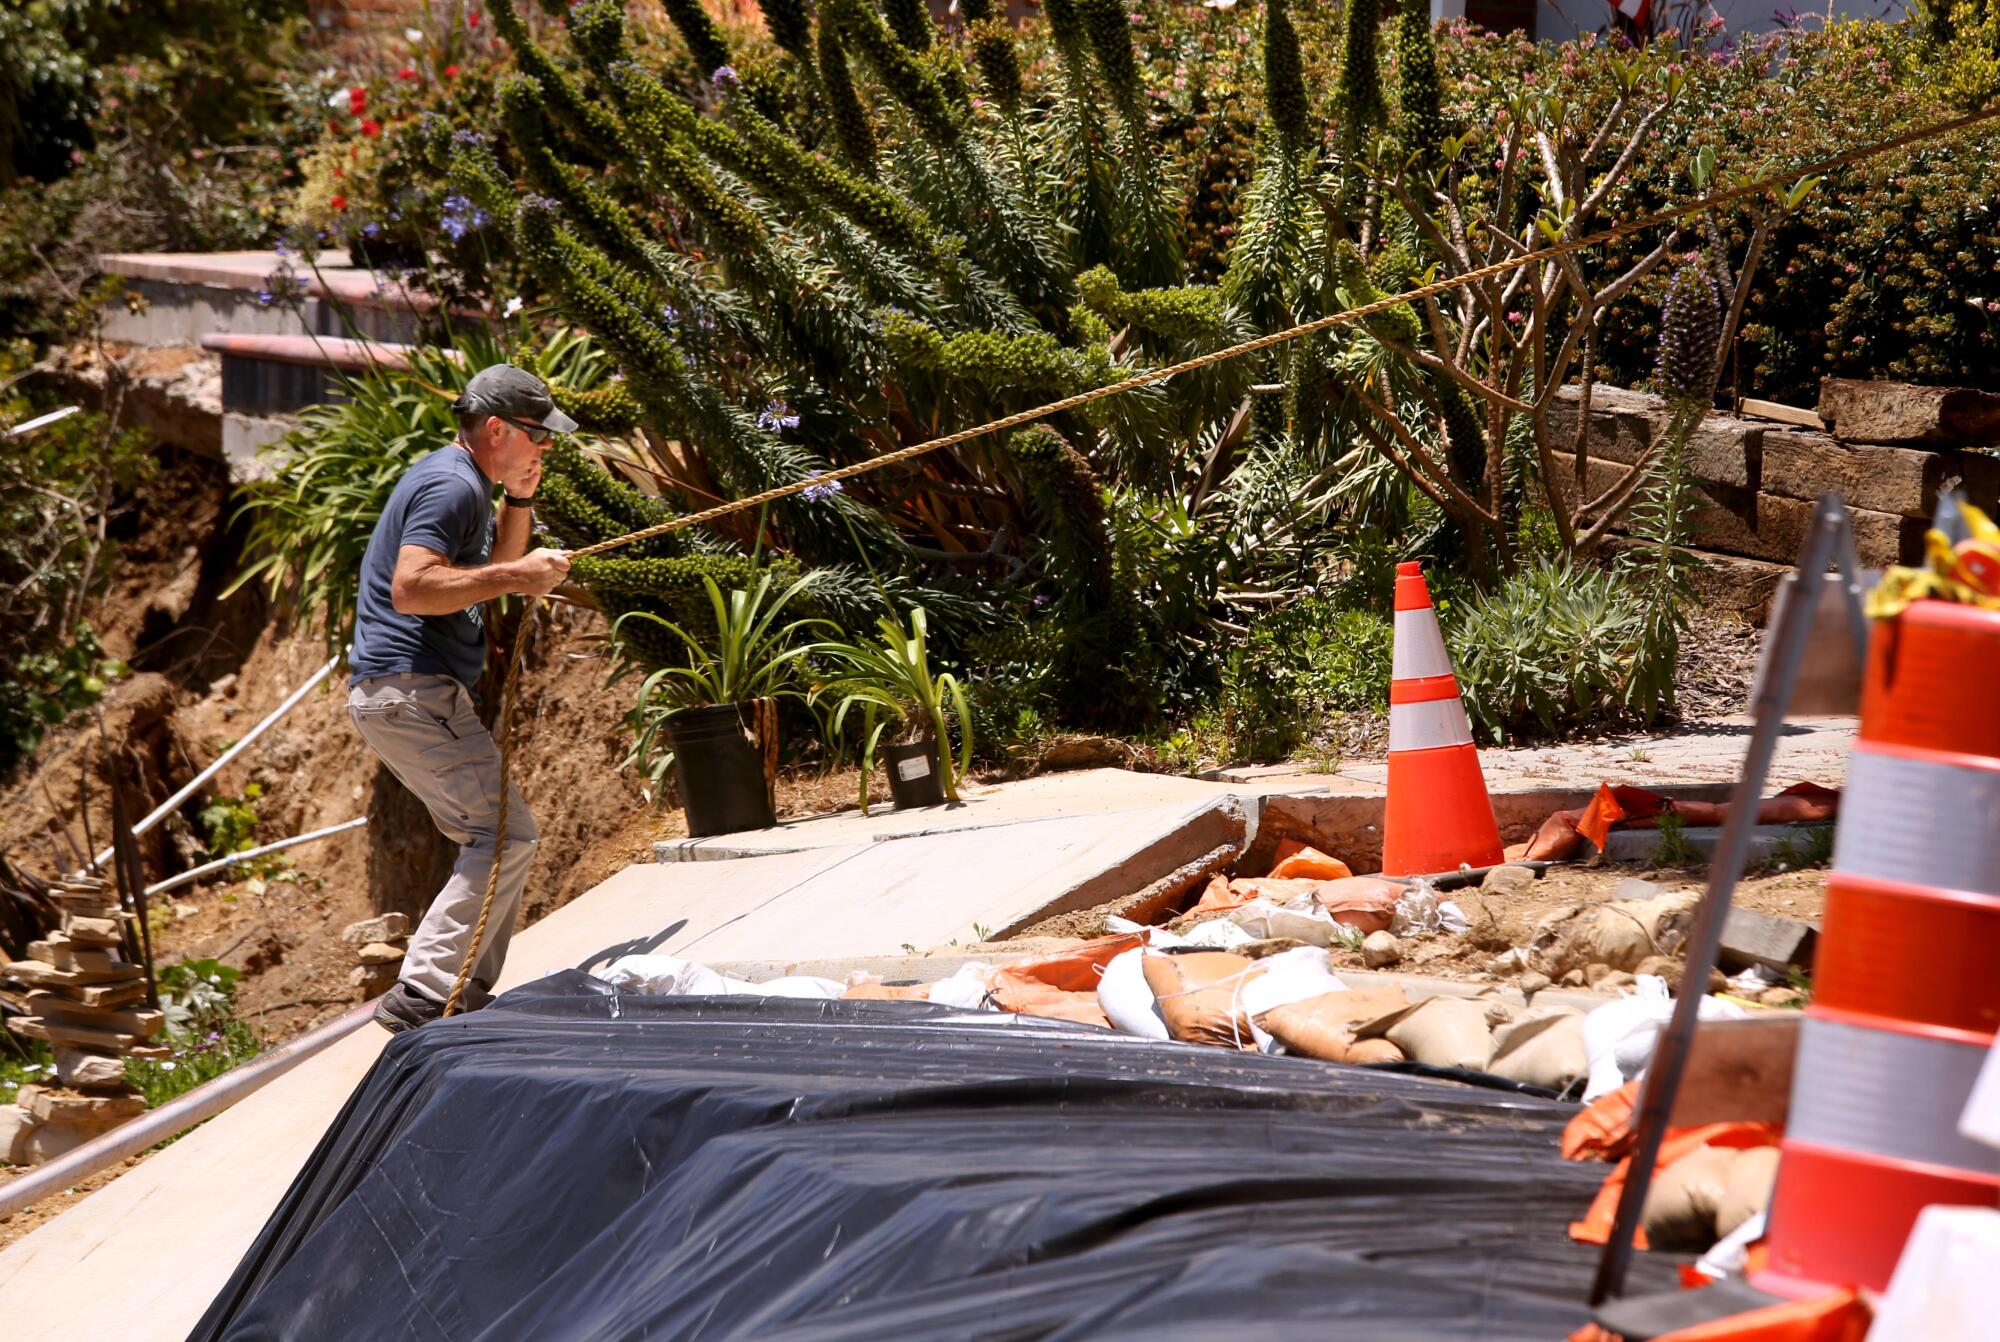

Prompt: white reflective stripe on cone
xmin=1388 ymin=697 xmax=1474 ymax=753
xmin=1391 ymin=608 xmax=1455 ymax=682
xmin=1789 ymin=1015 xmax=2000 ymax=1175
xmin=1834 ymin=748 xmax=2000 ymax=899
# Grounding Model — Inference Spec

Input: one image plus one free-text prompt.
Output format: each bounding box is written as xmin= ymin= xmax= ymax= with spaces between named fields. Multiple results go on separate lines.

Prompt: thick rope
xmin=437 ymin=100 xmax=2000 ymax=1015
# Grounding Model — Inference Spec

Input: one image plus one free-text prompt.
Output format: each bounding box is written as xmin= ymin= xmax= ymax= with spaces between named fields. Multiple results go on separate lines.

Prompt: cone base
xmin=1381 ymin=742 xmax=1504 ymax=877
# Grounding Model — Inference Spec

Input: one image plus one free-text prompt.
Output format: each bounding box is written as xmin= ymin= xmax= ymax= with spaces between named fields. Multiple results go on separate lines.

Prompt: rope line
xmin=568 ymin=99 xmax=2000 ymax=560
xmin=438 ymin=100 xmax=2000 ymax=1016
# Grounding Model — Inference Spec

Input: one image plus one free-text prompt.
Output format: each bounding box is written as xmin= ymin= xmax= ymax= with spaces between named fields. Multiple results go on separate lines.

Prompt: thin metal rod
xmin=0 ymin=1000 xmax=374 ymax=1220
xmin=90 ymin=656 xmax=340 ymax=870
xmin=3 ymin=405 xmax=80 ymax=438
xmin=143 ymin=817 xmax=368 ymax=898
xmin=1590 ymin=494 xmax=1855 ymax=1304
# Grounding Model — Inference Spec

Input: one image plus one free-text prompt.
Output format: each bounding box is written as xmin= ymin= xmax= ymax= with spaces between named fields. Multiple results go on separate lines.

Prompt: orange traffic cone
xmin=1753 ymin=599 xmax=2000 ymax=1299
xmin=1380 ymin=561 xmax=1504 ymax=876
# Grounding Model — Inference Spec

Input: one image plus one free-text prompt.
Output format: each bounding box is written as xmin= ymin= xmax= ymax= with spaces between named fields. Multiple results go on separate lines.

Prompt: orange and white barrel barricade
xmin=1380 ymin=561 xmax=1505 ymax=877
xmin=1753 ymin=600 xmax=2000 ymax=1298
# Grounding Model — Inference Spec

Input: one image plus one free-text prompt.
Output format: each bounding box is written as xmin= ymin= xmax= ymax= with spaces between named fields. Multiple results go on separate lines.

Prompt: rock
xmin=1529 ymin=889 xmax=1702 ymax=977
xmin=1584 ymin=962 xmax=1617 ymax=987
xmin=1480 ymin=864 xmax=1537 ymax=897
xmin=1719 ymin=907 xmax=1818 ymax=974
xmin=1559 ymin=968 xmax=1588 ymax=988
xmin=0 ymin=1104 xmax=38 ymax=1164
xmin=356 ymin=941 xmax=406 ymax=966
xmin=350 ymin=963 xmax=400 ymax=996
xmin=1518 ymin=972 xmax=1553 ymax=998
xmin=62 ymin=916 xmax=126 ymax=946
xmin=24 ymin=1122 xmax=101 ymax=1164
xmin=55 ymin=1047 xmax=129 ymax=1090
xmin=1361 ymin=931 xmax=1403 ymax=969
xmin=1597 ymin=970 xmax=1639 ymax=993
xmin=1035 ymin=735 xmax=1143 ymax=772
xmin=1759 ymin=986 xmax=1801 ymax=1007
xmin=341 ymin=912 xmax=413 ymax=947
xmin=1456 ymin=894 xmax=1531 ymax=953
xmin=1817 ymin=377 xmax=2000 ymax=446
xmin=23 ymin=1086 xmax=143 ymax=1125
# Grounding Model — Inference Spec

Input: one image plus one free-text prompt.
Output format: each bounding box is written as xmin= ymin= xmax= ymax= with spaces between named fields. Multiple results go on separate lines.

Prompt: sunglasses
xmin=500 ymin=416 xmax=554 ymax=445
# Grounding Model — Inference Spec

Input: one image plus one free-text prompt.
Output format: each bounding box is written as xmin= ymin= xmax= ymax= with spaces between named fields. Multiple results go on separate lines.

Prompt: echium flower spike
xmin=1396 ymin=0 xmax=1446 ymax=174
xmin=755 ymin=0 xmax=815 ymax=65
xmin=1655 ymin=256 xmax=1727 ymax=407
xmin=818 ymin=19 xmax=878 ymax=176
xmin=968 ymin=19 xmax=1023 ymax=111
xmin=1079 ymin=0 xmax=1143 ymax=112
xmin=1337 ymin=0 xmax=1388 ymax=138
xmin=882 ymin=0 xmax=934 ymax=52
xmin=658 ymin=0 xmax=732 ymax=82
xmin=1264 ymin=0 xmax=1310 ymax=145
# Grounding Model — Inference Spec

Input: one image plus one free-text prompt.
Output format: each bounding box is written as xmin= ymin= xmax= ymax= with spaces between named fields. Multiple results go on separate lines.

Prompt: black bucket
xmin=665 ymin=702 xmax=775 ymax=837
xmin=883 ymin=739 xmax=946 ymax=810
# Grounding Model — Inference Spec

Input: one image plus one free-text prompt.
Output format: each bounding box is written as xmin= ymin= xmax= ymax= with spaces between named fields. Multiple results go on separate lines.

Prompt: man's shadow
xmin=577 ymin=919 xmax=689 ymax=976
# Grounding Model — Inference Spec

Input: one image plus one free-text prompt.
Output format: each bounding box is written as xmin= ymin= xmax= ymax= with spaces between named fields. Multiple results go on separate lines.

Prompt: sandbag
xmin=1236 ymin=947 xmax=1348 ymax=1020
xmin=841 ymin=980 xmax=933 ymax=1001
xmin=1313 ymin=877 xmax=1403 ymax=934
xmin=1267 ymin=842 xmax=1353 ymax=881
xmin=1141 ymin=950 xmax=1265 ymax=1050
xmin=1528 ymin=890 xmax=1702 ymax=977
xmin=1096 ymin=946 xmax=1168 ymax=1039
xmin=992 ymin=932 xmax=1146 ymax=993
xmin=989 ymin=981 xmax=1112 ymax=1029
xmin=1222 ymin=898 xmax=1351 ymax=948
xmin=1257 ymin=986 xmax=1411 ymax=1063
xmin=1359 ymin=995 xmax=1493 ymax=1071
xmin=1642 ymin=1144 xmax=1742 ymax=1249
xmin=1486 ymin=1006 xmax=1588 ymax=1091
xmin=1716 ymin=1144 xmax=1781 ymax=1238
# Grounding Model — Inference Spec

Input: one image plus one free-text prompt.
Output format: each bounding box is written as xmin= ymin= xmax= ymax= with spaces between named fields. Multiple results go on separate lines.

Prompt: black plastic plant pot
xmin=883 ymin=739 xmax=946 ymax=810
xmin=665 ymin=702 xmax=775 ymax=837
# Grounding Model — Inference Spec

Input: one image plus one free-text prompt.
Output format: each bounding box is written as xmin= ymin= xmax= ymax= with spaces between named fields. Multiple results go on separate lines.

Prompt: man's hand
xmin=512 ymin=546 xmax=571 ymax=596
xmin=502 ymin=452 xmax=545 ymax=499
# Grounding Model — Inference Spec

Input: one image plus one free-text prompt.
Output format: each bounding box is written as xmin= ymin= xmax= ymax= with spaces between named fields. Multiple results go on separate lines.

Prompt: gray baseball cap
xmin=451 ymin=363 xmax=579 ymax=434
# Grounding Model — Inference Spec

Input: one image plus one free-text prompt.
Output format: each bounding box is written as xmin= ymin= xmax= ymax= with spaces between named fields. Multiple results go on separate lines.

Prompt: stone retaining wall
xmin=1547 ymin=385 xmax=2000 ymax=619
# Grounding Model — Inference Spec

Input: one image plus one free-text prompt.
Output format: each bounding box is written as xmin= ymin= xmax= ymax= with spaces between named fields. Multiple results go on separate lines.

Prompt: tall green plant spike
xmin=967 ymin=18 xmax=1023 ymax=111
xmin=486 ymin=0 xmax=626 ymax=152
xmin=1264 ymin=0 xmax=1312 ymax=145
xmin=549 ymin=381 xmax=646 ymax=435
xmin=1337 ymin=0 xmax=1387 ymax=135
xmin=882 ymin=0 xmax=935 ymax=52
xmin=1005 ymin=424 xmax=1114 ymax=605
xmin=757 ymin=0 xmax=816 ymax=66
xmin=659 ymin=0 xmax=733 ymax=78
xmin=1075 ymin=265 xmax=1228 ymax=342
xmin=1221 ymin=130 xmax=1313 ymax=329
xmin=824 ymin=0 xmax=961 ymax=146
xmin=543 ymin=440 xmax=681 ymax=537
xmin=1334 ymin=240 xmax=1420 ymax=343
xmin=1395 ymin=1 xmax=1446 ymax=174
xmin=883 ymin=312 xmax=1101 ymax=394
xmin=1042 ymin=0 xmax=1090 ymax=58
xmin=1078 ymin=0 xmax=1143 ymax=112
xmin=817 ymin=18 xmax=879 ymax=175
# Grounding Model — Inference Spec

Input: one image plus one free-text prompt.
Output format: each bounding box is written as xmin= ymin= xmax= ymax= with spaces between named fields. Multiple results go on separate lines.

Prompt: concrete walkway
xmin=0 ymin=720 xmax=1856 ymax=1337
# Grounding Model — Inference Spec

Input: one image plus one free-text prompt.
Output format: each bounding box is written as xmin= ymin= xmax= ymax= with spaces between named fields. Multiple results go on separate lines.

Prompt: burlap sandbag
xmin=1486 ymin=1006 xmax=1588 ymax=1090
xmin=1716 ymin=1145 xmax=1781 ymax=1238
xmin=1141 ymin=950 xmax=1265 ymax=1050
xmin=1257 ymin=986 xmax=1411 ymax=1063
xmin=1642 ymin=1144 xmax=1742 ymax=1249
xmin=1358 ymin=995 xmax=1493 ymax=1071
xmin=1528 ymin=890 xmax=1701 ymax=977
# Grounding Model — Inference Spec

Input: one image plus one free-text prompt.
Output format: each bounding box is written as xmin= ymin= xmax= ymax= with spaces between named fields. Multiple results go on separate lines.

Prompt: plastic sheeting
xmin=193 ymin=971 xmax=1679 ymax=1340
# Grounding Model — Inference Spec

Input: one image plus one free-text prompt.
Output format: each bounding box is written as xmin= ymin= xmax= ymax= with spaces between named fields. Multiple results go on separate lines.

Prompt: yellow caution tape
xmin=1866 ymin=499 xmax=2000 ymax=618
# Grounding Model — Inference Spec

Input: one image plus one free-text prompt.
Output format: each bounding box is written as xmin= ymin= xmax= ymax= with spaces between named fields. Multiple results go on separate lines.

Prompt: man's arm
xmin=391 ymin=544 xmax=570 ymax=616
xmin=491 ymin=498 xmax=534 ymax=567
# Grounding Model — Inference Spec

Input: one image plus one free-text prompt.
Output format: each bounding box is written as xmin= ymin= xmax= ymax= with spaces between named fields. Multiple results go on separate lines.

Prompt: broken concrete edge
xmin=703 ymin=951 xmax=1619 ymax=1018
xmin=1599 ymin=822 xmax=1833 ymax=864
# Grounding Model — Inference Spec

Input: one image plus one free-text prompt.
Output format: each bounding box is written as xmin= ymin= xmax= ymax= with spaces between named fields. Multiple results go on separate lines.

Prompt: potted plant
xmin=616 ymin=573 xmax=826 ymax=837
xmin=813 ymin=607 xmax=973 ymax=813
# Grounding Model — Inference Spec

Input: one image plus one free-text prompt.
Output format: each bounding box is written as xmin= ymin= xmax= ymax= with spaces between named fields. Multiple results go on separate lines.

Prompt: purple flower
xmin=757 ymin=399 xmax=800 ymax=432
xmin=801 ymin=473 xmax=843 ymax=504
xmin=440 ymin=192 xmax=490 ymax=242
xmin=362 ymin=221 xmax=381 ymax=238
xmin=711 ymin=65 xmax=740 ymax=90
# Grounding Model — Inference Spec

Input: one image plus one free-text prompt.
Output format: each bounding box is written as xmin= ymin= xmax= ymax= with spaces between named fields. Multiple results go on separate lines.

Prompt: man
xmin=347 ymin=364 xmax=576 ymax=1032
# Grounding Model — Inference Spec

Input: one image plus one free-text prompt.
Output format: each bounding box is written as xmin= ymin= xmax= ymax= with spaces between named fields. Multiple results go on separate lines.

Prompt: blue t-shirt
xmin=349 ymin=445 xmax=494 ymax=689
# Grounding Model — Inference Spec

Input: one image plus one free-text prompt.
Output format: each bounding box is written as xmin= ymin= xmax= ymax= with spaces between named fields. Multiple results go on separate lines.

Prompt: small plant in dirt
xmin=1649 ymin=812 xmax=1704 ymax=869
xmin=812 ymin=606 xmax=974 ymax=811
xmin=125 ymin=958 xmax=262 ymax=1108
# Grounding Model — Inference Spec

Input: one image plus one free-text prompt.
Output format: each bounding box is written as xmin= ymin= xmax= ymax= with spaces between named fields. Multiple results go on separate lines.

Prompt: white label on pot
xmin=896 ymin=755 xmax=932 ymax=782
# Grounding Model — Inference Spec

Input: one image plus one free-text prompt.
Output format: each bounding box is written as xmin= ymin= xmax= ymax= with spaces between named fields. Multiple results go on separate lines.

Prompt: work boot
xmin=373 ymin=982 xmax=447 ymax=1034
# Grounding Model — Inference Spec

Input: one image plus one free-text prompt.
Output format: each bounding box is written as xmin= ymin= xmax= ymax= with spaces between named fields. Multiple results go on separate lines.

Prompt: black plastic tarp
xmin=193 ymin=972 xmax=1676 ymax=1340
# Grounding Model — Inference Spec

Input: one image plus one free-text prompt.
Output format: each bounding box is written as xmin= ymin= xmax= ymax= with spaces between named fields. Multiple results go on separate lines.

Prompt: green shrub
xmin=125 ymin=958 xmax=263 ymax=1109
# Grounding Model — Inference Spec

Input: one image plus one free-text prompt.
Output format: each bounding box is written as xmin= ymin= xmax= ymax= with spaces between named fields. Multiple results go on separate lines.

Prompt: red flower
xmin=330 ymin=195 xmax=348 ymax=212
xmin=360 ymin=119 xmax=382 ymax=137
xmin=348 ymin=86 xmax=367 ymax=115
xmin=398 ymin=66 xmax=419 ymax=82
xmin=443 ymin=64 xmax=460 ymax=79
xmin=467 ymin=10 xmax=480 ymax=25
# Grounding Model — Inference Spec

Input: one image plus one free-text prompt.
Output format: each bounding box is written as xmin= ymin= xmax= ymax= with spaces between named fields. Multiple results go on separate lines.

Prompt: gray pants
xmin=347 ymin=673 xmax=538 ymax=1003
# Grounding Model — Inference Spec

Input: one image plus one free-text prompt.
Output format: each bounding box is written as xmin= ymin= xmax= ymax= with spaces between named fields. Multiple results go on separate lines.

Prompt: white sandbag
xmin=1582 ymin=975 xmax=1747 ymax=1101
xmin=1097 ymin=947 xmax=1169 ymax=1040
xmin=1238 ymin=946 xmax=1348 ymax=1022
xmin=1487 ymin=1006 xmax=1588 ymax=1091
xmin=1178 ymin=919 xmax=1257 ymax=950
xmin=597 ymin=954 xmax=845 ymax=999
xmin=925 ymin=962 xmax=997 ymax=1010
xmin=1224 ymin=898 xmax=1362 ymax=949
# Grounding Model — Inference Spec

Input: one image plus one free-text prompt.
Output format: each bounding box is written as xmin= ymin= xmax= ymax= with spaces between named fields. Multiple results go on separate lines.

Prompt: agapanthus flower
xmin=801 ymin=473 xmax=843 ymax=503
xmin=711 ymin=65 xmax=740 ymax=90
xmin=757 ymin=399 xmax=800 ymax=432
xmin=440 ymin=192 xmax=490 ymax=241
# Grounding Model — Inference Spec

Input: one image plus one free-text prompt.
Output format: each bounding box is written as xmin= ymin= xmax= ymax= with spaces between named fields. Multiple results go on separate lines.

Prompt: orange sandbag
xmin=1267 ymin=841 xmax=1354 ymax=881
xmin=992 ymin=931 xmax=1146 ymax=993
xmin=1569 ymin=1122 xmax=1783 ymax=1247
xmin=1757 ymin=781 xmax=1840 ymax=825
xmin=841 ymin=981 xmax=933 ymax=1001
xmin=1141 ymin=950 xmax=1264 ymax=1050
xmin=1227 ymin=877 xmax=1328 ymax=903
xmin=1563 ymin=1080 xmax=1642 ymax=1162
xmin=1652 ymin=1288 xmax=1871 ymax=1342
xmin=989 ymin=981 xmax=1112 ymax=1028
xmin=1258 ymin=986 xmax=1410 ymax=1062
xmin=1190 ymin=873 xmax=1251 ymax=914
xmin=1313 ymin=876 xmax=1403 ymax=932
